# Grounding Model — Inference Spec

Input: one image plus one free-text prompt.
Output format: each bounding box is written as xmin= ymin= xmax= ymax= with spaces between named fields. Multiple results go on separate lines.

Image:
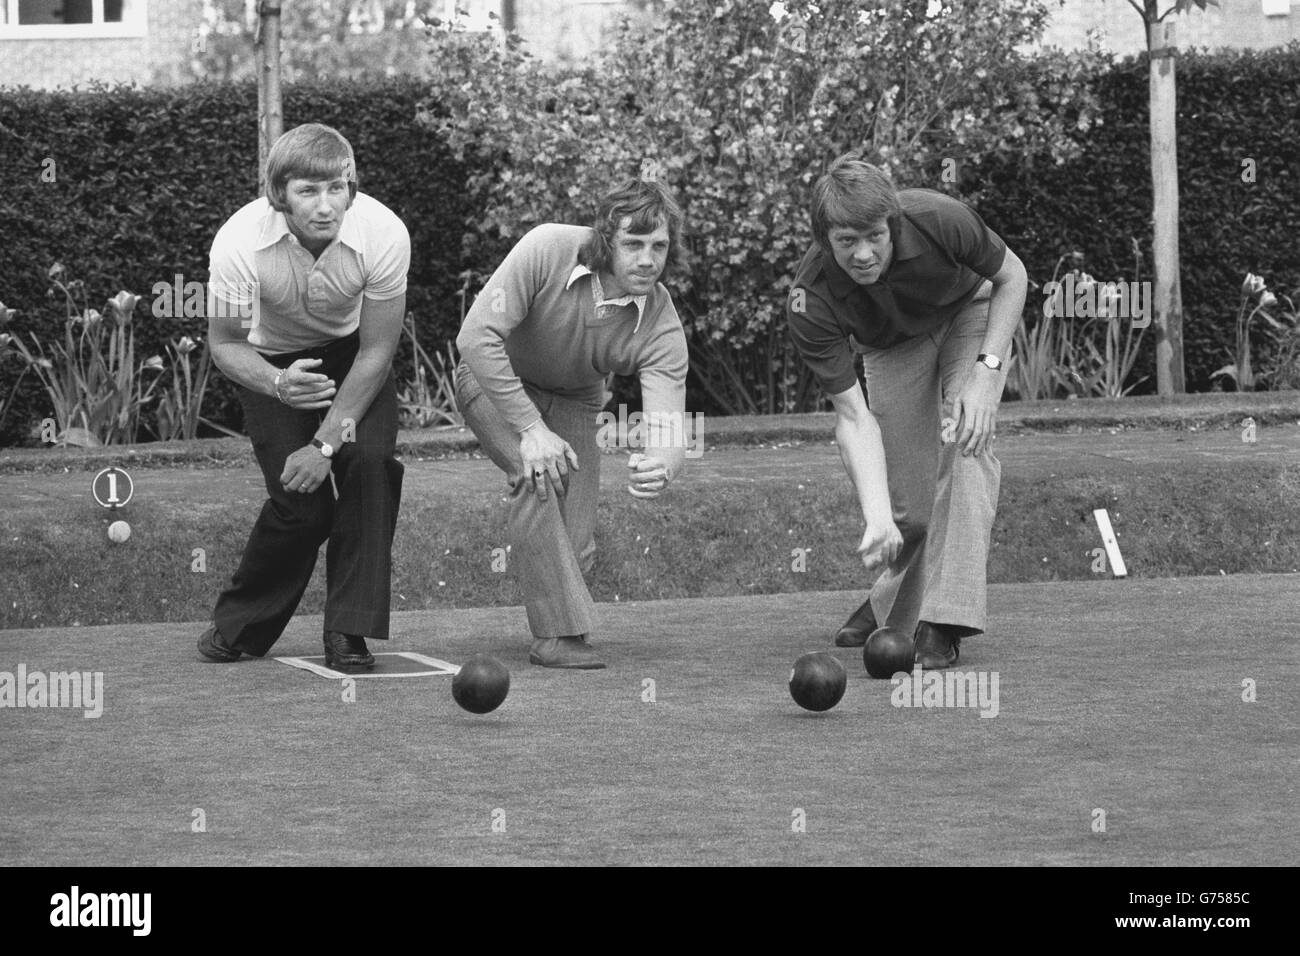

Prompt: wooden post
xmin=1148 ymin=18 xmax=1185 ymax=394
xmin=255 ymin=2 xmax=284 ymax=197
xmin=501 ymin=0 xmax=517 ymax=33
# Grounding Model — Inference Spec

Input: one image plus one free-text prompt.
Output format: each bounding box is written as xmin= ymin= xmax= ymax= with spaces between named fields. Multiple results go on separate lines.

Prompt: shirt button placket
xmin=307 ymin=253 xmax=328 ymax=313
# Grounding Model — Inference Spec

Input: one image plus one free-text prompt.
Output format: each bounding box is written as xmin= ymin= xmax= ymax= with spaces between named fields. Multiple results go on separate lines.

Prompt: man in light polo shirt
xmin=197 ymin=123 xmax=410 ymax=670
xmin=786 ymin=154 xmax=1027 ymax=669
xmin=455 ymin=178 xmax=689 ymax=669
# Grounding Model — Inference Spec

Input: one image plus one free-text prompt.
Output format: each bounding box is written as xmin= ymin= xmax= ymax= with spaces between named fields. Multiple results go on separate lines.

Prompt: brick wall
xmin=1039 ymin=0 xmax=1300 ymax=56
xmin=0 ymin=0 xmax=202 ymax=90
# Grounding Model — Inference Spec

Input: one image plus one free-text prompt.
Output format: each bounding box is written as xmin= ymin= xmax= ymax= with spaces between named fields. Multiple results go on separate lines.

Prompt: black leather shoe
xmin=914 ymin=621 xmax=963 ymax=669
xmin=834 ymin=596 xmax=878 ymax=647
xmin=323 ymin=631 xmax=375 ymax=669
xmin=197 ymin=624 xmax=241 ymax=663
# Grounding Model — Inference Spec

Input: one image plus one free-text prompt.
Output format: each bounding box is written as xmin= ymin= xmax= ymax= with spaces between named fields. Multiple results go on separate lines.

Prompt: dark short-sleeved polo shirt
xmin=786 ymin=188 xmax=1008 ymax=396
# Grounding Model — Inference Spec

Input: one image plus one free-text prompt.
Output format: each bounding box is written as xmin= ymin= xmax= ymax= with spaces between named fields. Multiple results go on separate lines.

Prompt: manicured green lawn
xmin=0 ymin=576 xmax=1293 ymax=866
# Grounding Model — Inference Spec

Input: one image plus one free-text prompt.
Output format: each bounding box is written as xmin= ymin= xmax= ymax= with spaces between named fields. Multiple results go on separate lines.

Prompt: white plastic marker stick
xmin=1093 ymin=508 xmax=1127 ymax=578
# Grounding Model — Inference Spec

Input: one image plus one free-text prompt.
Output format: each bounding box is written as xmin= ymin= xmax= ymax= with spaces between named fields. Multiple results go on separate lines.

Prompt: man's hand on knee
xmin=951 ymin=366 xmax=1002 ymax=457
xmin=280 ymin=446 xmax=333 ymax=495
xmin=519 ymin=421 xmax=579 ymax=500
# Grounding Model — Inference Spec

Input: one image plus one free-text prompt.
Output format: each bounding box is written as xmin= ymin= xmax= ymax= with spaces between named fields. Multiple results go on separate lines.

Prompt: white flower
xmin=107 ymin=291 xmax=139 ymax=325
xmin=143 ymin=355 xmax=165 ymax=372
xmin=1242 ymin=273 xmax=1266 ymax=296
xmin=1260 ymin=291 xmax=1278 ymax=309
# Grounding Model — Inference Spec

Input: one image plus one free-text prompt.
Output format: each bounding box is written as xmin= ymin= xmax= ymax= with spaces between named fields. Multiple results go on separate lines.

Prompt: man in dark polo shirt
xmin=786 ymin=154 xmax=1027 ymax=668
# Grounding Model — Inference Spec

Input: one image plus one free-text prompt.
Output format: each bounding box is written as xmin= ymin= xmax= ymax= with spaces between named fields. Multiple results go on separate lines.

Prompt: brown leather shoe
xmin=834 ymin=596 xmax=878 ymax=647
xmin=528 ymin=635 xmax=606 ymax=670
xmin=197 ymin=624 xmax=241 ymax=663
xmin=323 ymin=631 xmax=375 ymax=670
xmin=913 ymin=621 xmax=963 ymax=669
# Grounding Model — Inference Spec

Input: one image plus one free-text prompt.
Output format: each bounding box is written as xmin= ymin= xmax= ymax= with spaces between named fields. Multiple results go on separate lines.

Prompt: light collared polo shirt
xmin=207 ymin=192 xmax=410 ymax=354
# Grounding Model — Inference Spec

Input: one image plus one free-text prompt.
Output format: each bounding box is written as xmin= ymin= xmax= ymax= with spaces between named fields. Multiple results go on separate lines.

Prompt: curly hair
xmin=580 ymin=178 xmax=687 ymax=278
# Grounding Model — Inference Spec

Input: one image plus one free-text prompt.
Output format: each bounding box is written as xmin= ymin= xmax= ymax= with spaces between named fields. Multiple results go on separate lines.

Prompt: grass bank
xmin=3 ymin=458 xmax=1297 ymax=630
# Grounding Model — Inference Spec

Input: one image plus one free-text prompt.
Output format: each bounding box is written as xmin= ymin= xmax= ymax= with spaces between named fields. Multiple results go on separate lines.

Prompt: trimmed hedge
xmin=968 ymin=45 xmax=1300 ymax=392
xmin=2 ymin=45 xmax=1298 ymax=444
xmin=0 ymin=78 xmax=470 ymax=446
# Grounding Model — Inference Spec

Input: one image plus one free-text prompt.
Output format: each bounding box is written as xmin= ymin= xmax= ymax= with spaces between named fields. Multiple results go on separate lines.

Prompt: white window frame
xmin=0 ymin=0 xmax=147 ymax=40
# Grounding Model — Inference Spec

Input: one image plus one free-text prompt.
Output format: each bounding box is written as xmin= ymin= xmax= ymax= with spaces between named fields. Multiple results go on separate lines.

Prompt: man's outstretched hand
xmin=858 ymin=518 xmax=902 ymax=574
xmin=627 ymin=453 xmax=670 ymax=499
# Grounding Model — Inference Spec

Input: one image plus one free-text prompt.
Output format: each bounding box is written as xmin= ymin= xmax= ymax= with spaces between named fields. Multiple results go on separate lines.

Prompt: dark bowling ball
xmin=452 ymin=655 xmax=511 ymax=714
xmin=789 ymin=651 xmax=848 ymax=712
xmin=864 ymin=626 xmax=915 ymax=679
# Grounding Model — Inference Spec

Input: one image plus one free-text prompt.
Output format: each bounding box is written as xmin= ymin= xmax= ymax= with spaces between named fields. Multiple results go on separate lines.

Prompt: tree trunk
xmin=256 ymin=2 xmax=284 ymax=197
xmin=1148 ymin=19 xmax=1186 ymax=394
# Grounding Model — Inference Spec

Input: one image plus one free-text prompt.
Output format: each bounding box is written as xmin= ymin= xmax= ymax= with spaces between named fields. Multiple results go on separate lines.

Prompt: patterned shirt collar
xmin=567 ymin=264 xmax=649 ymax=332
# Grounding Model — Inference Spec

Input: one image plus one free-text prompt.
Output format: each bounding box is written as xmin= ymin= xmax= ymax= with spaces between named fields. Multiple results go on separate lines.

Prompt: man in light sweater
xmin=455 ymin=179 xmax=690 ymax=669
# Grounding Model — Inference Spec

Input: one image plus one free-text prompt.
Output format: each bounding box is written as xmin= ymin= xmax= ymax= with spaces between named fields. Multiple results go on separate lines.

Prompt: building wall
xmin=0 ymin=0 xmax=202 ymax=90
xmin=2 ymin=0 xmax=1294 ymax=91
xmin=1039 ymin=0 xmax=1300 ymax=57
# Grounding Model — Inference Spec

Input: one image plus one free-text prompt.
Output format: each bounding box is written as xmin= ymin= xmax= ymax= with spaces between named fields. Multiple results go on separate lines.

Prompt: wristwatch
xmin=311 ymin=438 xmax=335 ymax=459
xmin=976 ymin=353 xmax=1003 ymax=371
